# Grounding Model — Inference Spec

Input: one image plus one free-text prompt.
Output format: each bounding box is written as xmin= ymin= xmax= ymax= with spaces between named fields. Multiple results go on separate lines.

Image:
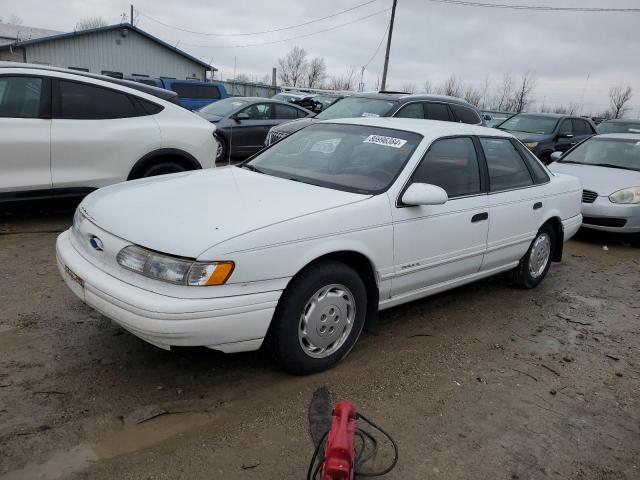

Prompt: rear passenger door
xmin=51 ymin=79 xmax=161 ymax=188
xmin=480 ymin=137 xmax=546 ymax=271
xmin=0 ymin=75 xmax=52 ymax=193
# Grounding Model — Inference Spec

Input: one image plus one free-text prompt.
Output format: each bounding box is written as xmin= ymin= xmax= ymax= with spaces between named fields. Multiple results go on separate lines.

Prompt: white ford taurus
xmin=57 ymin=118 xmax=582 ymax=374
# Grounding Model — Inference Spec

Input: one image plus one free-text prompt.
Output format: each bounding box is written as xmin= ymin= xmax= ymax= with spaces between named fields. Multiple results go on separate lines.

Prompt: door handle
xmin=533 ymin=202 xmax=543 ymax=210
xmin=471 ymin=212 xmax=488 ymax=223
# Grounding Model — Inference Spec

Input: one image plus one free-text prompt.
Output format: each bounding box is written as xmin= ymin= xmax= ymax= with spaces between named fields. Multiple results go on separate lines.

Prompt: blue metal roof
xmin=0 ymin=23 xmax=216 ymax=71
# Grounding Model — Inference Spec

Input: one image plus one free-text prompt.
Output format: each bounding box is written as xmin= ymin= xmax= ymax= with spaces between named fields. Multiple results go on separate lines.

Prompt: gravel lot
xmin=1 ymin=206 xmax=639 ymax=480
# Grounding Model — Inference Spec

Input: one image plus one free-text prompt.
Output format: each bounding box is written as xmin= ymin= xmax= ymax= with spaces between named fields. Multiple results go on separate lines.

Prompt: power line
xmin=363 ymin=21 xmax=390 ymax=69
xmin=177 ymin=8 xmax=391 ymax=49
xmin=425 ymin=0 xmax=640 ymax=13
xmin=136 ymin=0 xmax=379 ymax=37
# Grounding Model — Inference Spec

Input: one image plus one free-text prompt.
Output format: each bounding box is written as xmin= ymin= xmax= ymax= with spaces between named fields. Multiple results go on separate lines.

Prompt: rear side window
xmin=424 ymin=102 xmax=451 ymax=121
xmin=275 ymin=103 xmax=302 ymax=119
xmin=513 ymin=140 xmax=550 ymax=184
xmin=480 ymin=137 xmax=533 ymax=191
xmin=240 ymin=103 xmax=272 ymax=120
xmin=395 ymin=103 xmax=424 ymax=119
xmin=451 ymin=105 xmax=481 ymax=124
xmin=172 ymin=83 xmax=220 ymax=100
xmin=0 ymin=76 xmax=43 ymax=118
xmin=412 ymin=137 xmax=481 ymax=198
xmin=58 ymin=81 xmax=139 ymax=119
xmin=297 ymin=108 xmax=309 ymax=118
xmin=134 ymin=97 xmax=164 ymax=115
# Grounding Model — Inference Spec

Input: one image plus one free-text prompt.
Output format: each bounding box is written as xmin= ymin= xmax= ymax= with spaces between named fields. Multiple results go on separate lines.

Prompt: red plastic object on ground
xmin=321 ymin=401 xmax=357 ymax=480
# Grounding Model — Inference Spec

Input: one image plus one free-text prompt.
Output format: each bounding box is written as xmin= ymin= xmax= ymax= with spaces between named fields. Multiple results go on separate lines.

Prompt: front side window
xmin=412 ymin=137 xmax=481 ymax=198
xmin=572 ymin=119 xmax=594 ymax=135
xmin=316 ymin=96 xmax=396 ymax=120
xmin=451 ymin=104 xmax=480 ymax=124
xmin=395 ymin=103 xmax=424 ymax=119
xmin=559 ymin=137 xmax=640 ymax=172
xmin=498 ymin=114 xmax=558 ymax=135
xmin=241 ymin=103 xmax=272 ymax=120
xmin=245 ymin=124 xmax=422 ymax=194
xmin=58 ymin=81 xmax=138 ymax=119
xmin=480 ymin=137 xmax=534 ymax=191
xmin=597 ymin=121 xmax=640 ymax=134
xmin=425 ymin=103 xmax=451 ymax=121
xmin=275 ymin=103 xmax=302 ymax=119
xmin=558 ymin=119 xmax=574 ymax=136
xmin=0 ymin=76 xmax=43 ymax=118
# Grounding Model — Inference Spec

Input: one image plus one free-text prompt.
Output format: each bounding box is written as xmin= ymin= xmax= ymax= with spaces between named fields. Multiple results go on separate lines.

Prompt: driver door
xmin=231 ymin=102 xmax=274 ymax=156
xmin=391 ymin=137 xmax=489 ymax=296
xmin=555 ymin=119 xmax=577 ymax=153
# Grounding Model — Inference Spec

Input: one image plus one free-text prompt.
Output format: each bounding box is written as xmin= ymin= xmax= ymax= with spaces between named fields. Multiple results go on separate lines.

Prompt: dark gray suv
xmin=497 ymin=113 xmax=597 ymax=164
xmin=265 ymin=91 xmax=483 ymax=145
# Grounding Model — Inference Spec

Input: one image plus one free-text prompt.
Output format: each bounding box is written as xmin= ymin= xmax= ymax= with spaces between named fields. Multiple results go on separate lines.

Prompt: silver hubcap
xmin=529 ymin=233 xmax=551 ymax=278
xmin=215 ymin=139 xmax=223 ymax=160
xmin=298 ymin=284 xmax=356 ymax=359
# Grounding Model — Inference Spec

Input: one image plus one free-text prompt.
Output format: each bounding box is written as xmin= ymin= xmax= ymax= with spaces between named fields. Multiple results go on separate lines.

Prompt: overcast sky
xmin=2 ymin=0 xmax=639 ymax=116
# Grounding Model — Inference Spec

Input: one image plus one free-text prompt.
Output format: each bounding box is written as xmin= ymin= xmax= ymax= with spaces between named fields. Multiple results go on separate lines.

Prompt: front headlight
xmin=72 ymin=207 xmax=86 ymax=235
xmin=609 ymin=186 xmax=640 ymax=204
xmin=116 ymin=245 xmax=234 ymax=286
xmin=525 ymin=142 xmax=539 ymax=149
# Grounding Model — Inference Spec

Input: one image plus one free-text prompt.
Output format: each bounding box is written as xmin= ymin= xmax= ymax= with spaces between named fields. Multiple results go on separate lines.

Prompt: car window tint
xmin=513 ymin=140 xmax=550 ymax=184
xmin=412 ymin=137 xmax=481 ymax=198
xmin=241 ymin=103 xmax=272 ymax=120
xmin=395 ymin=103 xmax=424 ymax=119
xmin=171 ymin=83 xmax=220 ymax=99
xmin=572 ymin=119 xmax=593 ymax=135
xmin=0 ymin=76 xmax=42 ymax=118
xmin=480 ymin=137 xmax=534 ymax=191
xmin=58 ymin=81 xmax=139 ymax=119
xmin=558 ymin=119 xmax=574 ymax=135
xmin=425 ymin=103 xmax=451 ymax=121
xmin=275 ymin=103 xmax=301 ymax=119
xmin=451 ymin=104 xmax=481 ymax=124
xmin=297 ymin=107 xmax=309 ymax=118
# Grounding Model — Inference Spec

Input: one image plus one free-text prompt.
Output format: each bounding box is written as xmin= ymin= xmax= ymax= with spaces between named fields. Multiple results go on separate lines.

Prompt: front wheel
xmin=267 ymin=261 xmax=367 ymax=375
xmin=511 ymin=224 xmax=556 ymax=289
xmin=215 ymin=134 xmax=228 ymax=164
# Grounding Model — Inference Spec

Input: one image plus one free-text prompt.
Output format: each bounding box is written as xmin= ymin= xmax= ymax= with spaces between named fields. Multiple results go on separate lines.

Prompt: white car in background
xmin=0 ymin=62 xmax=217 ymax=202
xmin=56 ymin=118 xmax=582 ymax=374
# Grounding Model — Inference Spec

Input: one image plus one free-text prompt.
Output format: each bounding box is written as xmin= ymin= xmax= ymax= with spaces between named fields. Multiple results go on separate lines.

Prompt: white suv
xmin=0 ymin=62 xmax=217 ymax=201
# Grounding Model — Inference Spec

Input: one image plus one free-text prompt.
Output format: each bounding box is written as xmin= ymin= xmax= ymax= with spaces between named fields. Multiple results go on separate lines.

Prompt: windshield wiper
xmin=590 ymin=163 xmax=634 ymax=171
xmin=242 ymin=164 xmax=266 ymax=174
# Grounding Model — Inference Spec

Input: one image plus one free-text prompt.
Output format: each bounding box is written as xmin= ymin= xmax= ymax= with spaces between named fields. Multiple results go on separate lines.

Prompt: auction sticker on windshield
xmin=363 ymin=135 xmax=407 ymax=148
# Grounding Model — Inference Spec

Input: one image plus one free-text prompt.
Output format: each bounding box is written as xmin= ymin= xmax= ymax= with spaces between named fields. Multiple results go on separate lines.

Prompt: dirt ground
xmin=1 ymin=206 xmax=639 ymax=480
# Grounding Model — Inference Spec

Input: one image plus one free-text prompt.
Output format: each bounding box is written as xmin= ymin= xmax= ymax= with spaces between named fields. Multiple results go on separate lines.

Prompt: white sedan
xmin=56 ymin=118 xmax=582 ymax=374
xmin=0 ymin=62 xmax=217 ymax=202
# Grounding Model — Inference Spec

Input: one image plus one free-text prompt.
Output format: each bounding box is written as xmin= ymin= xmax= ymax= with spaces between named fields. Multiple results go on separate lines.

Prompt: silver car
xmin=549 ymin=133 xmax=640 ymax=235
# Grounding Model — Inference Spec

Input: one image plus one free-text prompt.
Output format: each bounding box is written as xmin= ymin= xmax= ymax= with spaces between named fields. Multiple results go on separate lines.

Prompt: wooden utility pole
xmin=130 ymin=4 xmax=134 ymax=25
xmin=380 ymin=0 xmax=398 ymax=91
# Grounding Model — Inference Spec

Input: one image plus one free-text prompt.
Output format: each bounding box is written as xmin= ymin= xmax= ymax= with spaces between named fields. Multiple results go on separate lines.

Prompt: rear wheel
xmin=140 ymin=161 xmax=187 ymax=178
xmin=215 ymin=135 xmax=228 ymax=164
xmin=267 ymin=260 xmax=367 ymax=375
xmin=512 ymin=224 xmax=556 ymax=289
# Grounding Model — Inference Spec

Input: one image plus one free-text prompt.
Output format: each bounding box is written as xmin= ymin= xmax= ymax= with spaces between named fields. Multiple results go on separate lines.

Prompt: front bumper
xmin=56 ymin=230 xmax=281 ymax=353
xmin=582 ymin=197 xmax=640 ymax=233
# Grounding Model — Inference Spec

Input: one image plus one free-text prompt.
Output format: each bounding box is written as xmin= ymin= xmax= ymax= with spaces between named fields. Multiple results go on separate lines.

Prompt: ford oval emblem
xmin=89 ymin=235 xmax=104 ymax=252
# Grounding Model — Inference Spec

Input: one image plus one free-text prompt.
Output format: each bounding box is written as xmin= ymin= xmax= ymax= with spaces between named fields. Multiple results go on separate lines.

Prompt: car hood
xmin=549 ymin=162 xmax=640 ymax=195
xmin=80 ymin=167 xmax=368 ymax=258
xmin=273 ymin=117 xmax=319 ymax=134
xmin=195 ymin=112 xmax=222 ymax=123
xmin=508 ymin=131 xmax=549 ymax=143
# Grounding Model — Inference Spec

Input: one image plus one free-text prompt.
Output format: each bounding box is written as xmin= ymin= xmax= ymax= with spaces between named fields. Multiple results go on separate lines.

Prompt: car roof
xmin=353 ymin=91 xmax=476 ymax=108
xmin=595 ymin=133 xmax=640 ymax=140
xmin=319 ymin=117 xmax=512 ymax=139
xmin=0 ymin=61 xmax=179 ymax=102
xmin=511 ymin=112 xmax=573 ymax=119
xmin=601 ymin=118 xmax=640 ymax=124
xmin=226 ymin=96 xmax=310 ymax=108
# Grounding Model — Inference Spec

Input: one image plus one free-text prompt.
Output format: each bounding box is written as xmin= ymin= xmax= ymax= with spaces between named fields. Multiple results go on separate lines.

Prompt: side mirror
xmin=233 ymin=112 xmax=250 ymax=121
xmin=402 ymin=183 xmax=448 ymax=206
xmin=549 ymin=151 xmax=563 ymax=162
xmin=557 ymin=132 xmax=574 ymax=139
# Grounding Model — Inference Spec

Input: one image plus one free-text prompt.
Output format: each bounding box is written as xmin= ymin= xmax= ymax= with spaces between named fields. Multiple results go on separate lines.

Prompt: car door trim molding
xmin=388 ymin=246 xmax=487 ymax=279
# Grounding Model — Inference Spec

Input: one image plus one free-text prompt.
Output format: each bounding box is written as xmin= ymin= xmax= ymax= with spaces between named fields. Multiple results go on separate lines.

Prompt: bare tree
xmin=490 ymin=73 xmax=514 ymax=111
xmin=422 ymin=80 xmax=433 ymax=94
xmin=76 ymin=16 xmax=108 ymax=31
xmin=511 ymin=71 xmax=537 ymax=113
xmin=437 ymin=75 xmax=463 ymax=97
xmin=401 ymin=82 xmax=417 ymax=94
xmin=480 ymin=74 xmax=491 ymax=109
xmin=608 ymin=86 xmax=633 ymax=119
xmin=464 ymin=85 xmax=482 ymax=107
xmin=277 ymin=46 xmax=308 ymax=87
xmin=327 ymin=67 xmax=356 ymax=91
xmin=306 ymin=57 xmax=326 ymax=88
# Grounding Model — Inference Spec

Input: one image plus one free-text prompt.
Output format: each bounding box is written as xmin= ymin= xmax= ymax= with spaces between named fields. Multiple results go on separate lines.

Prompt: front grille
xmin=266 ymin=130 xmax=289 ymax=146
xmin=583 ymin=216 xmax=627 ymax=228
xmin=582 ymin=189 xmax=598 ymax=203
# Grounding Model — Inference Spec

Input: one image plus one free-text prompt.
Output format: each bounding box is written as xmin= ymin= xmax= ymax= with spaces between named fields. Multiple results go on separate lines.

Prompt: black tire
xmin=267 ymin=260 xmax=367 ymax=375
xmin=141 ymin=161 xmax=187 ymax=178
xmin=215 ymin=134 xmax=228 ymax=164
xmin=512 ymin=223 xmax=556 ymax=289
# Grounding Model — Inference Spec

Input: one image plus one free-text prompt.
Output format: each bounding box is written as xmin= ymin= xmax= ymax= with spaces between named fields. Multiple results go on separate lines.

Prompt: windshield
xmin=316 ymin=97 xmax=396 ymax=120
xmin=498 ymin=114 xmax=558 ymax=135
xmin=198 ymin=98 xmax=249 ymax=116
xmin=597 ymin=121 xmax=640 ymax=134
xmin=560 ymin=137 xmax=640 ymax=171
xmin=243 ymin=123 xmax=422 ymax=194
